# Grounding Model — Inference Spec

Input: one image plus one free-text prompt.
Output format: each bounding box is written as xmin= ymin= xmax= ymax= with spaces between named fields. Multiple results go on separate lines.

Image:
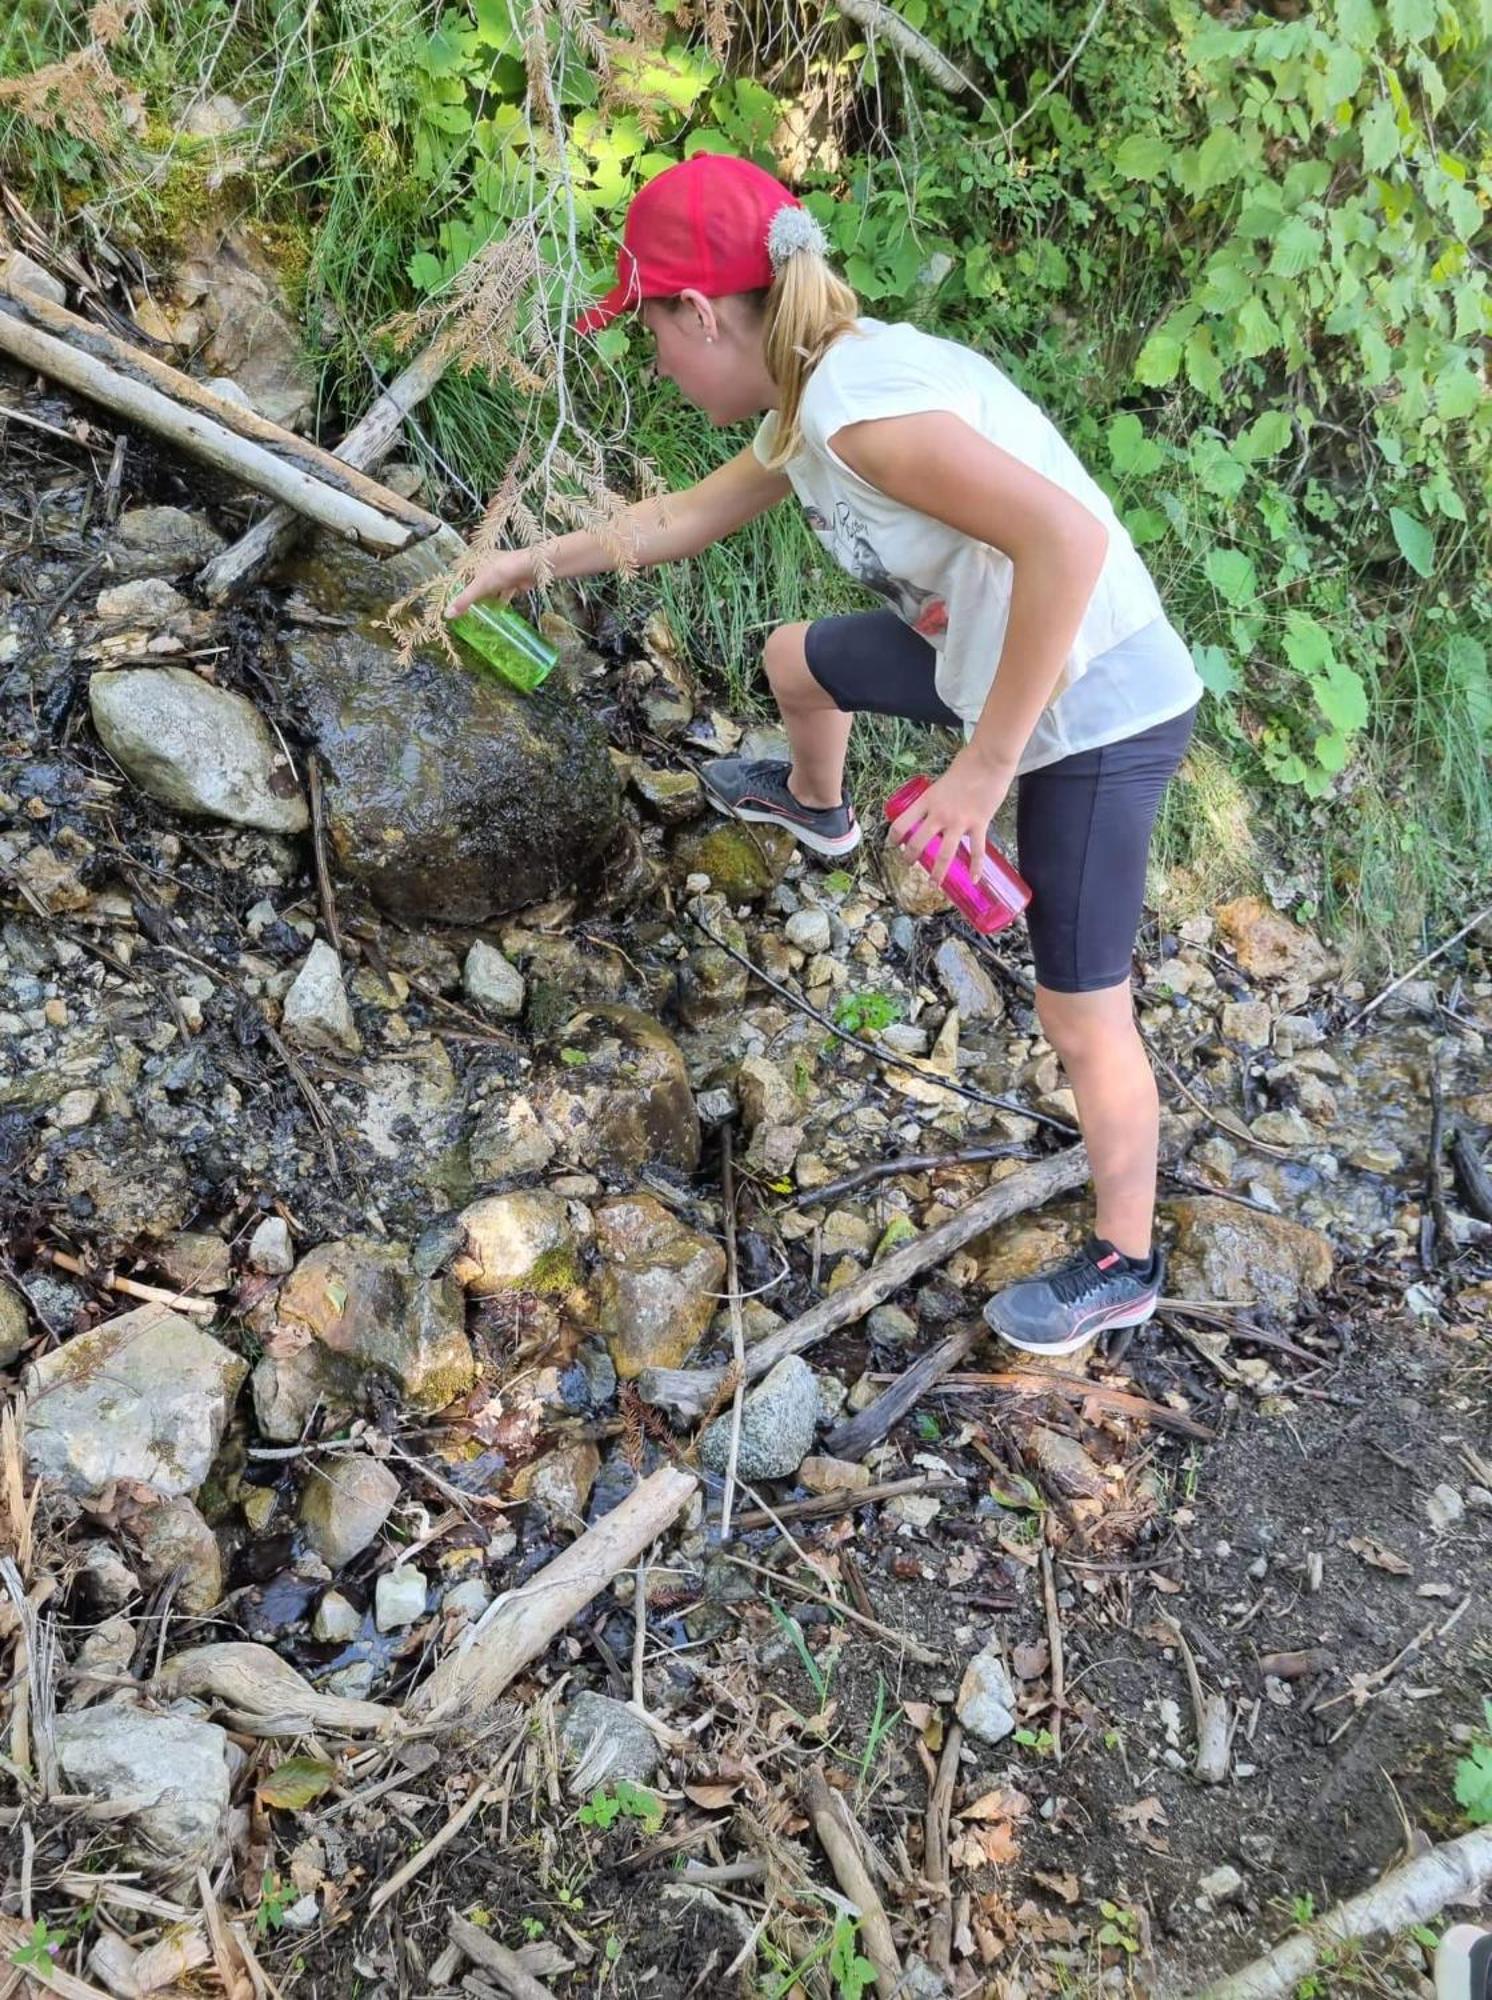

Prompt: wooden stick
xmin=718 ymin=1128 xmax=748 ymax=1543
xmin=924 ymin=1722 xmax=963 ymax=1976
xmin=0 ymin=284 xmax=444 ymax=555
xmin=639 ymin=1144 xmax=1091 ymax=1418
xmin=306 ymin=756 xmax=342 ymax=958
xmin=1196 ymin=1826 xmax=1492 ymax=2000
xmin=410 ymin=1466 xmax=699 ymax=1728
xmin=1451 ymin=1126 xmax=1492 ymax=1223
xmin=1040 ymin=1542 xmax=1066 ymax=1764
xmin=39 ymin=1247 xmax=216 ymax=1320
xmin=934 ymin=1370 xmax=1214 ymax=1442
xmin=368 ymin=1776 xmax=497 ymax=1915
xmin=833 ymin=0 xmax=977 ymax=94
xmin=825 ymin=1323 xmax=982 ymax=1461
xmin=785 ymin=1142 xmax=1029 ymax=1209
xmin=1163 ymin=1620 xmax=1231 ymax=1785
xmin=197 ymin=337 xmax=456 ymax=601
xmin=803 ymin=1768 xmax=902 ymax=2000
xmin=731 ymin=1475 xmax=964 ymax=1533
xmin=1346 ymin=901 xmax=1492 ymax=1029
xmin=449 ymin=1916 xmax=559 ymax=2000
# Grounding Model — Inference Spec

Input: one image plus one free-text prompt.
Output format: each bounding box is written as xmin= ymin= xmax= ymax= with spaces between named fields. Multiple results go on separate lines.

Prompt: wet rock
xmin=633 ymin=765 xmax=704 ymax=822
xmin=468 ymin=1093 xmax=557 ymax=1180
xmin=283 ymin=621 xmax=621 ymax=924
xmin=512 ymin=1440 xmax=601 ymax=1532
xmin=463 ymin=940 xmax=525 ymax=1020
xmin=588 ymin=1193 xmax=726 ymax=1379
xmin=1216 ymin=897 xmax=1337 ymax=986
xmin=1221 ymin=999 xmax=1272 ymax=1049
xmin=54 ymin=1708 xmax=231 ymax=1876
xmin=129 ymin=1495 xmax=222 ymax=1613
xmin=299 ymin=1454 xmax=401 ymax=1566
xmin=1249 ymin=1107 xmax=1314 ymax=1148
xmin=90 ymin=666 xmax=308 ymax=834
xmin=375 ymin=1565 xmax=427 ymax=1631
xmin=699 ymin=1356 xmax=819 ymax=1480
xmin=356 ymin=1038 xmax=462 ymax=1182
xmin=312 ymin=1591 xmax=362 ymax=1643
xmin=934 ymin=937 xmax=1001 ymax=1021
xmin=799 ymin=1455 xmax=871 ymax=1496
xmin=560 ymin=1691 xmax=661 ymax=1791
xmin=453 ymin=1191 xmax=578 ymax=1295
xmin=0 ymin=1279 xmax=28 ymax=1366
xmin=736 ymin=1054 xmax=800 ymax=1129
xmin=282 ymin=940 xmax=361 ymax=1055
xmin=0 ymin=248 xmax=66 ymax=308
xmin=24 ymin=1308 xmax=246 ymax=1499
xmin=252 ymin=1239 xmax=473 ymax=1439
xmin=175 ymin=220 xmax=314 ymax=428
xmin=531 ymin=1005 xmax=699 ymax=1175
xmin=957 ymin=1644 xmax=1017 ymax=1745
xmin=248 ymin=1216 xmax=294 ymax=1275
xmin=1166 ymin=1197 xmax=1333 ymax=1316
xmin=106 ymin=506 xmax=226 ymax=583
xmin=671 ymin=821 xmax=795 ymax=903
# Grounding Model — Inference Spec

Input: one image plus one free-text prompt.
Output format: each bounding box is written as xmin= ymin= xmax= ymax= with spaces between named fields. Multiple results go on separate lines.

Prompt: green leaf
xmin=1135 ymin=331 xmax=1184 ymax=387
xmin=1269 ymin=215 xmax=1324 ymax=278
xmin=1194 ymin=124 xmax=1245 ymax=191
xmin=1323 ymin=42 xmax=1365 ymax=99
xmin=1435 ymin=364 xmax=1484 ymax=420
xmin=1388 ymin=0 xmax=1438 ymax=42
xmin=1124 ymin=504 xmax=1170 ymax=545
xmin=259 ymin=1758 xmax=337 ymax=1811
xmin=1112 ymin=134 xmax=1170 ymax=181
xmin=1389 ymin=506 xmax=1436 ymax=577
xmin=1236 ymin=295 xmax=1280 ymax=358
xmin=1311 ymin=659 xmax=1369 ymax=734
xmin=1359 ymin=98 xmax=1399 ymax=170
xmin=1282 ymin=612 xmax=1335 ymax=677
xmin=1460 ymin=1742 xmax=1492 ymax=1825
xmin=1194 ymin=643 xmax=1241 ymax=698
xmin=1185 ymin=328 xmax=1224 ymax=397
xmin=407 ymin=250 xmax=445 ymax=292
xmin=559 ymin=1046 xmax=589 ymax=1066
xmin=1205 ymin=547 xmax=1258 ymax=607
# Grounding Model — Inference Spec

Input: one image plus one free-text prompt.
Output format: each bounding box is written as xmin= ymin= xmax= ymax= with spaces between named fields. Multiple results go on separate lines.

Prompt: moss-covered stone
xmin=670 ymin=820 xmax=796 ymax=904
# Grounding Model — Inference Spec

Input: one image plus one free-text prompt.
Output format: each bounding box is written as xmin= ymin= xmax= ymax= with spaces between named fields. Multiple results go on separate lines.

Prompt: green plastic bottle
xmin=447 ymin=601 xmax=558 ymax=694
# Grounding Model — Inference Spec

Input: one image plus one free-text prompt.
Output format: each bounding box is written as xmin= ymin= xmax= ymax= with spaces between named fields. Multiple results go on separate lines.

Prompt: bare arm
xmin=829 ymin=410 xmax=1110 ymax=881
xmin=449 ymin=446 xmax=791 ymax=614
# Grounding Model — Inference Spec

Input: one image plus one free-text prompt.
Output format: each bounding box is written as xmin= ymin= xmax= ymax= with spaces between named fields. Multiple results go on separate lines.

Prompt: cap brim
xmin=574 ymin=275 xmax=637 ymax=336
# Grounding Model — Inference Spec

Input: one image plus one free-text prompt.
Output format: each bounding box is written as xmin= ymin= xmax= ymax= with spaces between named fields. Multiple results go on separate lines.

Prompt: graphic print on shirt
xmin=804 ymin=501 xmax=948 ymax=639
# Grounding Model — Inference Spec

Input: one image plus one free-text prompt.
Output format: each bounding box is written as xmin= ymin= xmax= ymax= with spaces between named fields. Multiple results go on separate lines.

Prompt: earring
xmin=705 ymin=335 xmax=716 ymax=344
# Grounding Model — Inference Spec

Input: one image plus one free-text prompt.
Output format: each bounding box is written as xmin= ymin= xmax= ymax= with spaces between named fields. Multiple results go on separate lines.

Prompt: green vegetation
xmin=577 ymin=1778 xmax=664 ymax=1833
xmin=1455 ymin=1697 xmax=1492 ymax=1824
xmin=3 ymin=0 xmax=1488 ymax=944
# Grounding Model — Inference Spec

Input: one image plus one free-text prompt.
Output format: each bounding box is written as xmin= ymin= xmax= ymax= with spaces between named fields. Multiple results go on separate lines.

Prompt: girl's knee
xmin=1036 ymin=981 xmax=1134 ymax=1065
xmin=763 ymin=622 xmax=814 ymax=701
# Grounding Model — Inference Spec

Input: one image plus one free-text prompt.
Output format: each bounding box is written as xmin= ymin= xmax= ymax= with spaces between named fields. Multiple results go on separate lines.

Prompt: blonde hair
xmin=758 ymin=250 xmax=861 ymax=469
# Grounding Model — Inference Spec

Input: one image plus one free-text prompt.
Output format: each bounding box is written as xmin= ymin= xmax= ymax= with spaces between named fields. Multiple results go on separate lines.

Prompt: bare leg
xmin=1035 ymin=980 xmax=1158 ymax=1260
xmin=763 ymin=622 xmax=853 ymax=811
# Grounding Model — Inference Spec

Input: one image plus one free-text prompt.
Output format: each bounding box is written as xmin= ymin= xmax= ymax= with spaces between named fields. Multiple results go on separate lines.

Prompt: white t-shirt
xmin=753 ymin=318 xmax=1203 ymax=773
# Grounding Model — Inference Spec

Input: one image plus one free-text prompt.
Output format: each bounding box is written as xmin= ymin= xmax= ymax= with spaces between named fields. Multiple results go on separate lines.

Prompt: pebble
xmin=957 ymin=1644 xmax=1017 ymax=1745
xmin=442 ymin=1577 xmax=494 ymax=1623
xmin=53 ymin=1088 xmax=99 ymax=1130
xmin=248 ymin=1215 xmax=294 ymax=1275
xmin=1426 ymin=1483 xmax=1464 ymax=1532
xmin=374 ymin=1566 xmax=428 ymax=1631
xmin=867 ymin=1303 xmax=918 ymax=1346
xmin=282 ymin=940 xmax=361 ymax=1055
xmin=785 ymin=908 xmax=831 ymax=953
xmin=699 ymin=1355 xmax=820 ymax=1480
xmin=463 ymin=940 xmax=526 ymax=1019
xmin=312 ymin=1591 xmax=362 ymax=1643
xmin=1198 ymin=1865 xmax=1244 ymax=1906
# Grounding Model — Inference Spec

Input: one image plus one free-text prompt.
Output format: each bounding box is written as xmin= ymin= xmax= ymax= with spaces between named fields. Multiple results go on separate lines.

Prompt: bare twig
xmin=723 ymin=1552 xmax=942 ymax=1666
xmin=38 ymin=1246 xmax=217 ymax=1319
xmin=368 ymin=1775 xmax=499 ymax=1915
xmin=1163 ymin=1619 xmax=1231 ymax=1784
xmin=1346 ymin=901 xmax=1492 ymax=1030
xmin=306 ymin=756 xmax=342 ymax=958
xmin=450 ymin=1916 xmax=558 ymax=2000
xmin=785 ymin=1141 xmax=1028 ymax=1209
xmin=803 ymin=1767 xmax=902 ymax=1999
xmin=924 ymin=1721 xmax=963 ymax=1975
xmin=1040 ymin=1541 xmax=1066 ymax=1764
xmin=824 ymin=1322 xmax=983 ymax=1461
xmin=718 ymin=1128 xmax=748 ymax=1542
xmin=731 ymin=1475 xmax=964 ymax=1533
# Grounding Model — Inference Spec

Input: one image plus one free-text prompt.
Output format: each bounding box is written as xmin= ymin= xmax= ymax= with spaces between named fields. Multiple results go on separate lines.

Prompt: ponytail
xmin=758 ymin=238 xmax=860 ymax=470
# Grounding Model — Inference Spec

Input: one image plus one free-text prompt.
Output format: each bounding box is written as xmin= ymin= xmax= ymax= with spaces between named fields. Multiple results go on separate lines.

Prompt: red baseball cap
xmin=576 ymin=154 xmax=802 ymax=334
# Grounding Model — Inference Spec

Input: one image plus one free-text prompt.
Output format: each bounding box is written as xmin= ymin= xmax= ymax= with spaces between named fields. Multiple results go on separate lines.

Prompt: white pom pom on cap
xmin=767 ymin=205 xmax=829 ymax=272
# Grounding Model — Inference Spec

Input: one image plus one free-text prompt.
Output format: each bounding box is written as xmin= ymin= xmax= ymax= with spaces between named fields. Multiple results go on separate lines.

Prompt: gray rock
xmin=0 ymin=1278 xmax=28 ymax=1366
xmin=588 ymin=1194 xmax=726 ymax=1380
xmin=282 ymin=941 xmax=361 ymax=1055
xmin=106 ymin=506 xmax=226 ymax=583
xmin=515 ymin=1440 xmax=600 ymax=1533
xmin=54 ymin=1708 xmax=231 ymax=1875
xmin=867 ymin=1303 xmax=918 ymax=1347
xmin=96 ymin=577 xmax=191 ymax=626
xmin=23 ymin=1308 xmax=246 ymax=1499
xmin=785 ymin=907 xmax=831 ymax=953
xmin=633 ymin=765 xmax=704 ymax=822
xmin=204 ymin=375 xmax=254 ymax=411
xmin=560 ymin=1690 xmax=661 ymax=1792
xmin=1198 ymin=1864 xmax=1244 ymax=1906
xmin=453 ymin=1191 xmax=578 ymax=1295
xmin=530 ymin=1005 xmax=700 ymax=1176
xmin=129 ymin=1496 xmax=222 ymax=1613
xmin=736 ymin=1054 xmax=799 ymax=1130
xmin=1221 ymin=999 xmax=1272 ymax=1049
xmin=175 ymin=221 xmax=314 ymax=428
xmin=312 ymin=1591 xmax=362 ymax=1643
xmin=957 ymin=1644 xmax=1017 ymax=1745
xmin=934 ymin=937 xmax=1001 ymax=1021
xmin=375 ymin=1565 xmax=427 ymax=1631
xmin=77 ymin=1541 xmax=139 ymax=1614
xmin=1166 ymin=1197 xmax=1333 ymax=1317
xmin=0 ymin=249 xmax=66 ymax=308
xmin=699 ymin=1356 xmax=819 ymax=1481
xmin=69 ymin=1615 xmax=136 ymax=1709
xmin=247 ymin=1215 xmax=294 ymax=1275
xmin=463 ymin=941 xmax=525 ymax=1019
xmin=281 ymin=619 xmax=621 ymax=924
xmin=442 ymin=1577 xmax=493 ymax=1623
xmin=299 ymin=1454 xmax=401 ymax=1566
xmin=90 ymin=666 xmax=308 ymax=833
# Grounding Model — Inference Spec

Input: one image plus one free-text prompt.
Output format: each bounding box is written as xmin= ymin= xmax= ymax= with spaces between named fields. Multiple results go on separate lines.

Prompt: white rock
xmin=452 ymin=1190 xmax=577 ymax=1295
xmin=312 ymin=1590 xmax=362 ymax=1643
xmin=1427 ymin=1483 xmax=1465 ymax=1532
xmin=1198 ymin=1864 xmax=1244 ymax=1906
xmin=443 ymin=1577 xmax=494 ymax=1623
xmin=89 ymin=666 xmax=308 ymax=833
xmin=282 ymin=940 xmax=361 ymax=1055
xmin=53 ymin=1708 xmax=231 ymax=1873
xmin=957 ymin=1644 xmax=1017 ymax=1745
xmin=300 ymin=1454 xmax=400 ymax=1566
xmin=247 ymin=1215 xmax=294 ymax=1275
xmin=463 ymin=940 xmax=526 ymax=1019
xmin=375 ymin=1565 xmax=427 ymax=1631
xmin=96 ymin=578 xmax=190 ymax=625
xmin=23 ymin=1307 xmax=246 ymax=1499
xmin=785 ymin=908 xmax=831 ymax=953
xmin=53 ymin=1088 xmax=100 ymax=1130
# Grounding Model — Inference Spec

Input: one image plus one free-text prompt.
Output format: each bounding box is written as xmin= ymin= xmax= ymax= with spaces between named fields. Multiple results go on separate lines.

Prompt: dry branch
xmin=639 ymin=1144 xmax=1091 ymax=1418
xmin=0 ymin=282 xmax=445 ymax=555
xmin=833 ymin=0 xmax=977 ymax=93
xmin=1193 ymin=1826 xmax=1492 ymax=2000
xmin=803 ymin=1768 xmax=902 ymax=1999
xmin=449 ymin=1916 xmax=559 ymax=2000
xmin=410 ymin=1466 xmax=699 ymax=1729
xmin=825 ymin=1322 xmax=982 ymax=1460
xmin=154 ymin=1642 xmax=397 ymax=1736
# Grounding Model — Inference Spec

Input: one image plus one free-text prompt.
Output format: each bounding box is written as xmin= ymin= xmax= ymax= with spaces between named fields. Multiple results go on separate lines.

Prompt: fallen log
xmin=197 ymin=336 xmax=460 ymax=601
xmin=638 ymin=1143 xmax=1090 ymax=1419
xmin=409 ymin=1465 xmax=699 ymax=1730
xmin=0 ymin=281 xmax=446 ymax=556
xmin=1193 ymin=1825 xmax=1492 ymax=2000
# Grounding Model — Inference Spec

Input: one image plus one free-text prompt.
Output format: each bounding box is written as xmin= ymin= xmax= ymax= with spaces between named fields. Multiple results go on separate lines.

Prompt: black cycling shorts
xmin=803 ymin=608 xmax=1198 ymax=994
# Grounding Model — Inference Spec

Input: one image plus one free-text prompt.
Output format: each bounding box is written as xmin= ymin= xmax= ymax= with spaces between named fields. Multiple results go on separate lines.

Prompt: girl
xmin=449 ymin=154 xmax=1204 ymax=1358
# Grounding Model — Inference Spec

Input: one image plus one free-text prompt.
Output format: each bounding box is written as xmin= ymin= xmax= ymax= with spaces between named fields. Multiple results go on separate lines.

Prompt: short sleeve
xmin=801 ymin=329 xmax=981 ymax=470
xmin=751 ymin=413 xmax=780 ymax=466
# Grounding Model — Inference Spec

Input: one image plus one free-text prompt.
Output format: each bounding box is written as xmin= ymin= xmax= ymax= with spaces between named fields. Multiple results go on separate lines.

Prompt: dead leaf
xmin=959 ymin=1787 xmax=1030 ymax=1825
xmin=258 ymin=1757 xmax=337 ymax=1810
xmin=902 ymin=1701 xmax=936 ymax=1731
xmin=683 ymin=1783 xmax=739 ymax=1811
xmin=1347 ymin=1535 xmax=1411 ymax=1576
xmin=1117 ymin=1795 xmax=1168 ymax=1836
xmin=1030 ymin=1869 xmax=1080 ymax=1906
xmin=1012 ymin=1641 xmax=1050 ymax=1680
xmin=951 ymin=1821 xmax=1020 ymax=1869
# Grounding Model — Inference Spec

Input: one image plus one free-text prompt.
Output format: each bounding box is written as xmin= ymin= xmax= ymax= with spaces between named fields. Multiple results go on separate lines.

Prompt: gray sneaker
xmin=701 ymin=757 xmax=861 ymax=859
xmin=983 ymin=1237 xmax=1165 ymax=1357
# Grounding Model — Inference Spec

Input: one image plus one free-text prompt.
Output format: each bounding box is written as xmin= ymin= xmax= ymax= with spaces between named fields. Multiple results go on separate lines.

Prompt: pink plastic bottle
xmin=884 ymin=775 xmax=1032 ymax=937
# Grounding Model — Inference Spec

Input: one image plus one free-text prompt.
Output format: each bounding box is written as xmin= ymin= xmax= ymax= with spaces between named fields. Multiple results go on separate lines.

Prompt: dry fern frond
xmin=0 ymin=43 xmax=142 ymax=150
xmin=378 ymin=227 xmax=540 ymax=383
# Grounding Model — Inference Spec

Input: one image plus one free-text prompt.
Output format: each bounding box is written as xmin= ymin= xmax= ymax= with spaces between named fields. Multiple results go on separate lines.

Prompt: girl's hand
xmin=446 ymin=548 xmax=540 ymax=619
xmin=890 ymin=746 xmax=1015 ymax=888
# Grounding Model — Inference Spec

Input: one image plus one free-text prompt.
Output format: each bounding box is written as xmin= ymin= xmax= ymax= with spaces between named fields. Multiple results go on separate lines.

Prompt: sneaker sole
xmin=712 ymin=795 xmax=863 ymax=859
xmin=1435 ymin=1927 xmax=1492 ymax=2000
xmin=984 ymin=1290 xmax=1159 ymax=1358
